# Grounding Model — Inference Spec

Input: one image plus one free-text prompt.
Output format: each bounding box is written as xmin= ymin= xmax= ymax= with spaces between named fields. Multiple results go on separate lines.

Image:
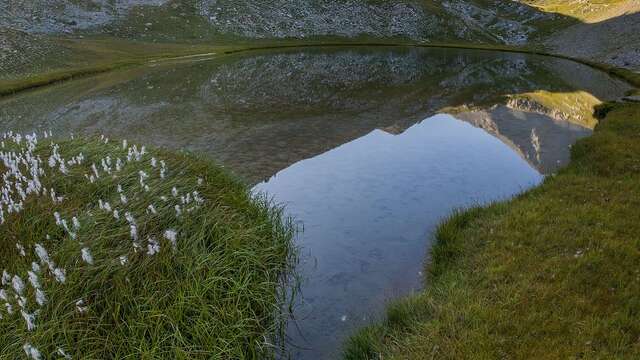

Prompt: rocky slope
xmin=545 ymin=10 xmax=640 ymax=71
xmin=0 ymin=0 xmax=638 ymax=80
xmin=0 ymin=0 xmax=567 ymax=43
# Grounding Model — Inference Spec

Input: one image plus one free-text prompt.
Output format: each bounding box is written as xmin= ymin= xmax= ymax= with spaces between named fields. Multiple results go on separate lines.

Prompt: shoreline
xmin=2 ymin=40 xmax=638 ymax=98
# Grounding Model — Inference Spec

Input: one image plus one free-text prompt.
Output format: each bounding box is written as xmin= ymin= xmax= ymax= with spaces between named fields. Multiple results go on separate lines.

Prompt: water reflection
xmin=257 ymin=114 xmax=543 ymax=358
xmin=0 ymin=47 xmax=630 ymax=184
xmin=0 ymin=46 xmax=631 ymax=358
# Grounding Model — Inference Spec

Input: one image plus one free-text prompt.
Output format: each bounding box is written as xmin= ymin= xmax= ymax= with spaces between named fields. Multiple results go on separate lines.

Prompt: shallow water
xmin=0 ymin=46 xmax=631 ymax=358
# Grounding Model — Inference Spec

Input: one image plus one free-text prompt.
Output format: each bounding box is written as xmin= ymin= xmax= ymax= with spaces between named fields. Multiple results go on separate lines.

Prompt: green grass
xmin=0 ymin=136 xmax=295 ymax=359
xmin=344 ymin=99 xmax=640 ymax=358
xmin=0 ymin=37 xmax=242 ymax=96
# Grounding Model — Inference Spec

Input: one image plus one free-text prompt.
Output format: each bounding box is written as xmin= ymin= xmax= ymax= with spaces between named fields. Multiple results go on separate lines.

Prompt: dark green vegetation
xmin=344 ymin=98 xmax=640 ymax=358
xmin=0 ymin=137 xmax=295 ymax=358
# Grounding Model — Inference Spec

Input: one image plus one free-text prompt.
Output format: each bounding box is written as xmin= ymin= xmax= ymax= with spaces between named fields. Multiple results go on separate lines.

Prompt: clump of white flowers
xmin=0 ymin=131 xmax=206 ymax=358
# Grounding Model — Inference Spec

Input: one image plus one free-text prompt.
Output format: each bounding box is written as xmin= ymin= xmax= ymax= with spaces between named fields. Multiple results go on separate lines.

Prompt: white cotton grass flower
xmin=35 ymin=289 xmax=47 ymax=307
xmin=125 ymin=212 xmax=135 ymax=224
xmin=34 ymin=244 xmax=52 ymax=267
xmin=31 ymin=262 xmax=40 ymax=273
xmin=57 ymin=348 xmax=72 ymax=359
xmin=12 ymin=275 xmax=25 ymax=295
xmin=171 ymin=187 xmax=178 ymax=197
xmin=72 ymin=216 xmax=80 ymax=230
xmin=21 ymin=310 xmax=37 ymax=331
xmin=23 ymin=343 xmax=42 ymax=360
xmin=91 ymin=163 xmax=99 ymax=179
xmin=17 ymin=296 xmax=27 ymax=309
xmin=175 ymin=205 xmax=182 ymax=217
xmin=16 ymin=243 xmax=26 ymax=256
xmin=27 ymin=271 xmax=40 ymax=289
xmin=119 ymin=255 xmax=128 ymax=266
xmin=2 ymin=270 xmax=11 ymax=286
xmin=193 ymin=191 xmax=204 ymax=205
xmin=81 ymin=248 xmax=94 ymax=265
xmin=197 ymin=177 xmax=203 ymax=185
xmin=130 ymin=224 xmax=138 ymax=243
xmin=160 ymin=160 xmax=166 ymax=178
xmin=147 ymin=238 xmax=160 ymax=256
xmin=53 ymin=268 xmax=66 ymax=284
xmin=147 ymin=204 xmax=157 ymax=215
xmin=76 ymin=299 xmax=88 ymax=314
xmin=164 ymin=229 xmax=178 ymax=251
xmin=139 ymin=170 xmax=148 ymax=187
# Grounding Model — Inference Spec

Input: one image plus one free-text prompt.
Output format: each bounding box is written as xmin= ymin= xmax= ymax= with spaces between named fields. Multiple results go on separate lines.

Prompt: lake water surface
xmin=0 ymin=46 xmax=631 ymax=359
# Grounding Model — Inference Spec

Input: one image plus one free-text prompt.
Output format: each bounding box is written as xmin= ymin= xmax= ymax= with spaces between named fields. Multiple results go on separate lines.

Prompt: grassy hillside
xmin=0 ymin=35 xmax=241 ymax=95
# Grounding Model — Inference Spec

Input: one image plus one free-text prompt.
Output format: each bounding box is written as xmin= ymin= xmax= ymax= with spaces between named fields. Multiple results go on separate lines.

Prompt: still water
xmin=0 ymin=46 xmax=630 ymax=358
xmin=255 ymin=114 xmax=543 ymax=357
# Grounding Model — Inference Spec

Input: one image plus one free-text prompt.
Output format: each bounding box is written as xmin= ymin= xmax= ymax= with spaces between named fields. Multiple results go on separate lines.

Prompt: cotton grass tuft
xmin=0 ymin=131 xmax=295 ymax=358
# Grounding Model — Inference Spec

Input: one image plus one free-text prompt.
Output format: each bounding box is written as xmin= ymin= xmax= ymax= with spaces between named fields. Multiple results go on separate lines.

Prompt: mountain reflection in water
xmin=0 ymin=47 xmax=630 ymax=183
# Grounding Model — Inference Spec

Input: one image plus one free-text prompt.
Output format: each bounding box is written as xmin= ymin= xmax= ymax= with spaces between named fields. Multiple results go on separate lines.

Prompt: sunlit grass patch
xmin=0 ymin=132 xmax=295 ymax=359
xmin=507 ymin=90 xmax=601 ymax=128
xmin=520 ymin=0 xmax=633 ymax=23
xmin=344 ymin=100 xmax=640 ymax=358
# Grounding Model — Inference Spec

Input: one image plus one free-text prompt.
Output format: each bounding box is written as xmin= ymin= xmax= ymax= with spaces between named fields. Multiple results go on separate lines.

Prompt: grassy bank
xmin=344 ymin=96 xmax=640 ymax=357
xmin=0 ymin=134 xmax=295 ymax=358
xmin=0 ymin=37 xmax=241 ymax=96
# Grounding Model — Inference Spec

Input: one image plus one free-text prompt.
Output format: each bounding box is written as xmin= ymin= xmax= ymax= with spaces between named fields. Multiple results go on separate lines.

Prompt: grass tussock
xmin=344 ymin=100 xmax=640 ymax=359
xmin=0 ymin=133 xmax=295 ymax=359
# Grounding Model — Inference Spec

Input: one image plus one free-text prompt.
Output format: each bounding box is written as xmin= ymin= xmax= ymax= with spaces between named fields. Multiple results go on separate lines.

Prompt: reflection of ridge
xmin=0 ymin=47 xmax=630 ymax=183
xmin=378 ymin=124 xmax=407 ymax=135
xmin=450 ymin=105 xmax=592 ymax=174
